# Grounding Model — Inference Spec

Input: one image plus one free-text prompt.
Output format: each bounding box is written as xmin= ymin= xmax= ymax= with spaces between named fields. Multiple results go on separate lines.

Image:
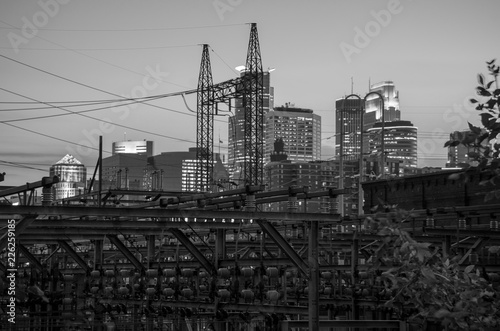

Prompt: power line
xmin=0 ymin=23 xmax=246 ymax=32
xmin=0 ymin=20 xmax=193 ymax=91
xmin=0 ymin=88 xmax=166 ymax=120
xmin=0 ymin=94 xmax=173 ymax=111
xmin=0 ymin=89 xmax=196 ymax=144
xmin=0 ymin=45 xmax=199 ymax=51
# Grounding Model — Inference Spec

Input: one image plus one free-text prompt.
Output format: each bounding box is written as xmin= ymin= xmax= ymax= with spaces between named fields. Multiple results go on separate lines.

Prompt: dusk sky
xmin=1 ymin=0 xmax=499 ymax=186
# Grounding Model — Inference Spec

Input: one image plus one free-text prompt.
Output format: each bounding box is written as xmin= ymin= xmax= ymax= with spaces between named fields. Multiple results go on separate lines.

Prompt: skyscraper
xmin=265 ymin=105 xmax=321 ymax=164
xmin=227 ymin=71 xmax=273 ymax=184
xmin=366 ymin=120 xmax=418 ymax=174
xmin=365 ymin=80 xmax=401 ymax=126
xmin=335 ymin=98 xmax=364 ymax=161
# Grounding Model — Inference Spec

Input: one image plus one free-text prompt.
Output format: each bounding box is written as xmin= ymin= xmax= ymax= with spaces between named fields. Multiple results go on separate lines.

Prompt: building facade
xmin=264 ymin=160 xmax=335 ymax=212
xmin=227 ymin=71 xmax=273 ymax=185
xmin=335 ymin=98 xmax=365 ymax=160
xmin=147 ymin=148 xmax=228 ymax=192
xmin=102 ymin=154 xmax=149 ymax=190
xmin=49 ymin=154 xmax=87 ymax=200
xmin=365 ymin=80 xmax=401 ymax=126
xmin=366 ymin=120 xmax=418 ymax=175
xmin=112 ymin=140 xmax=153 ymax=157
xmin=265 ymin=106 xmax=321 ymax=164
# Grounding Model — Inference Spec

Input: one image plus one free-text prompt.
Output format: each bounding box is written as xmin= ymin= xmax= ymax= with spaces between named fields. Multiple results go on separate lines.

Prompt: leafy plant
xmin=364 ymin=209 xmax=500 ymax=330
xmin=444 ymin=59 xmax=500 ymax=201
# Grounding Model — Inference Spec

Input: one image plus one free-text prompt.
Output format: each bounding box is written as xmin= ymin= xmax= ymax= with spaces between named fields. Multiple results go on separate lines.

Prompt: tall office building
xmin=49 ymin=154 xmax=87 ymax=200
xmin=365 ymin=81 xmax=401 ymax=126
xmin=366 ymin=120 xmax=418 ymax=174
xmin=228 ymin=71 xmax=273 ymax=184
xmin=335 ymin=98 xmax=365 ymax=161
xmin=265 ymin=105 xmax=321 ymax=164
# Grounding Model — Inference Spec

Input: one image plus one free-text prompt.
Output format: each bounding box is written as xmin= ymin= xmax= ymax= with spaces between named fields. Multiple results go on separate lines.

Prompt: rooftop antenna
xmin=351 ymin=77 xmax=354 ymax=94
xmin=124 ymin=132 xmax=126 ymax=141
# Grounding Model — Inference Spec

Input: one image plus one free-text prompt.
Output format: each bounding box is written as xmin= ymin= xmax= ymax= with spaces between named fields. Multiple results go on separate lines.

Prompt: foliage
xmin=444 ymin=59 xmax=500 ymax=201
xmin=364 ymin=209 xmax=500 ymax=330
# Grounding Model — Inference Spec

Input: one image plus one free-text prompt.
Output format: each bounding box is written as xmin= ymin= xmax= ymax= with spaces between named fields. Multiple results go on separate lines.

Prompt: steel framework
xmin=196 ymin=23 xmax=265 ymax=191
xmin=196 ymin=44 xmax=214 ymax=192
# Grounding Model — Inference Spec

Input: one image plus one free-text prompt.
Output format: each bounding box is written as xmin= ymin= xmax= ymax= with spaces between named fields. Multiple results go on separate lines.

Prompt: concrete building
xmin=264 ymin=160 xmax=335 ymax=212
xmin=102 ymin=153 xmax=148 ymax=190
xmin=49 ymin=154 xmax=87 ymax=200
xmin=265 ymin=105 xmax=321 ymax=164
xmin=335 ymin=98 xmax=365 ymax=160
xmin=366 ymin=120 xmax=418 ymax=175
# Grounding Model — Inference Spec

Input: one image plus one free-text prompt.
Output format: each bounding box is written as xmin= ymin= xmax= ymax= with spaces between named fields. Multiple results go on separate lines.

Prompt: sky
xmin=0 ymin=0 xmax=499 ymax=187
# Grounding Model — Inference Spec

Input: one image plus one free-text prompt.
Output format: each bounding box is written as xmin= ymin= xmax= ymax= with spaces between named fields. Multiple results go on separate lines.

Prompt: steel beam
xmin=256 ymin=219 xmax=309 ymax=277
xmin=107 ymin=235 xmax=145 ymax=272
xmin=0 ymin=176 xmax=59 ymax=198
xmin=18 ymin=244 xmax=43 ymax=271
xmin=57 ymin=240 xmax=91 ymax=273
xmin=0 ymin=205 xmax=341 ymax=221
xmin=168 ymin=228 xmax=216 ymax=275
xmin=459 ymin=237 xmax=485 ymax=265
xmin=0 ymin=215 xmax=38 ymax=252
xmin=25 ymin=219 xmax=243 ymax=229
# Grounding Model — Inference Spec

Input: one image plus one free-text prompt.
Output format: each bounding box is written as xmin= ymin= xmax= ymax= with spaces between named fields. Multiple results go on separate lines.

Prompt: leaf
xmin=486 ymin=80 xmax=495 ymax=89
xmin=467 ymin=151 xmax=479 ymax=159
xmin=478 ymin=73 xmax=485 ymax=86
xmin=464 ymin=265 xmax=475 ymax=274
xmin=421 ymin=266 xmax=436 ymax=282
xmin=435 ymin=308 xmax=451 ymax=319
xmin=468 ymin=122 xmax=481 ymax=135
xmin=476 ymin=86 xmax=491 ymax=96
xmin=480 ymin=112 xmax=494 ymax=127
xmin=469 ymin=98 xmax=478 ymax=104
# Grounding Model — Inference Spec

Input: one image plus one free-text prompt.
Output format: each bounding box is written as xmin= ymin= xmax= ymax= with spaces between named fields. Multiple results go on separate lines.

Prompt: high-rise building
xmin=49 ymin=154 xmax=87 ymax=200
xmin=335 ymin=98 xmax=364 ymax=160
xmin=265 ymin=105 xmax=321 ymax=164
xmin=366 ymin=120 xmax=418 ymax=175
xmin=365 ymin=81 xmax=401 ymax=126
xmin=112 ymin=140 xmax=153 ymax=157
xmin=228 ymin=71 xmax=273 ymax=184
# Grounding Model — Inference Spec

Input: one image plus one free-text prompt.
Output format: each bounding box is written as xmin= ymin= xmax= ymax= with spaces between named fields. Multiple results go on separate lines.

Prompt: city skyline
xmin=1 ymin=1 xmax=499 ymax=186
